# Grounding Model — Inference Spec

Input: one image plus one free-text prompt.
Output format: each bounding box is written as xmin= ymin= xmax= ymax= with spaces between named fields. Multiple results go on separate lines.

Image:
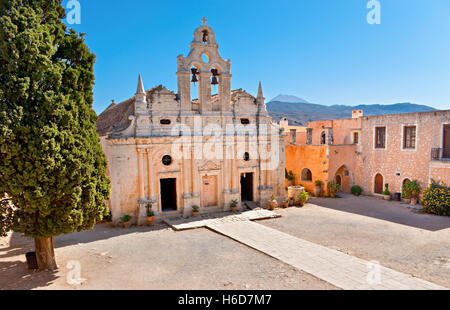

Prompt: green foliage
xmin=146 ymin=204 xmax=154 ymax=217
xmin=403 ymin=180 xmax=421 ymax=199
xmin=120 ymin=214 xmax=131 ymax=223
xmin=351 ymin=185 xmax=363 ymax=196
xmin=327 ymin=181 xmax=341 ymax=197
xmin=270 ymin=194 xmax=276 ymax=201
xmin=192 ymin=205 xmax=200 ymax=212
xmin=0 ymin=0 xmax=111 ymax=239
xmin=230 ymin=199 xmax=238 ymax=208
xmin=298 ymin=191 xmax=309 ymax=205
xmin=315 ymin=180 xmax=323 ymax=187
xmin=104 ymin=211 xmax=112 ymax=223
xmin=285 ymin=170 xmax=296 ymax=181
xmin=382 ymin=184 xmax=391 ymax=196
xmin=0 ymin=197 xmax=14 ymax=237
xmin=421 ymin=181 xmax=449 ymax=216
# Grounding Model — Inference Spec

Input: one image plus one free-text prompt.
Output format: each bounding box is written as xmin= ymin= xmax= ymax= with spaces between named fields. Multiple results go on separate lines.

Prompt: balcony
xmin=431 ymin=148 xmax=450 ymax=161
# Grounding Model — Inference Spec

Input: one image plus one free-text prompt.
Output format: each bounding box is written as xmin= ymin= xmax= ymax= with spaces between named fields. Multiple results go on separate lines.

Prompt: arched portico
xmin=333 ymin=165 xmax=354 ymax=193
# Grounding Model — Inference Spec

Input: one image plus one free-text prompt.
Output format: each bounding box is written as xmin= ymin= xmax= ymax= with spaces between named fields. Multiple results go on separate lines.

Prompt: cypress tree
xmin=0 ymin=0 xmax=110 ymax=270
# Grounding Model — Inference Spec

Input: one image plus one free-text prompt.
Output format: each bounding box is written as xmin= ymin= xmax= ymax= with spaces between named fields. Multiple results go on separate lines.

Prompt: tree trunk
xmin=34 ymin=237 xmax=58 ymax=271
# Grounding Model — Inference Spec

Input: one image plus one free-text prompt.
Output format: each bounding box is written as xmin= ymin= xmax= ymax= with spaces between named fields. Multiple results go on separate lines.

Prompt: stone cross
xmin=202 ymin=17 xmax=207 ymax=25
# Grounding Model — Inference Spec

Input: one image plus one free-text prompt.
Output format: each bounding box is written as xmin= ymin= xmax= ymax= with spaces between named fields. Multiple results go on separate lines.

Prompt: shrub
xmin=382 ymin=184 xmax=391 ymax=196
xmin=407 ymin=180 xmax=421 ymax=199
xmin=351 ymin=186 xmax=363 ymax=196
xmin=285 ymin=170 xmax=296 ymax=181
xmin=298 ymin=191 xmax=310 ymax=206
xmin=192 ymin=205 xmax=200 ymax=212
xmin=421 ymin=181 xmax=449 ymax=216
xmin=120 ymin=214 xmax=132 ymax=223
xmin=327 ymin=181 xmax=341 ymax=197
xmin=146 ymin=203 xmax=154 ymax=217
xmin=270 ymin=194 xmax=276 ymax=201
xmin=230 ymin=200 xmax=238 ymax=208
xmin=315 ymin=180 xmax=323 ymax=187
xmin=104 ymin=211 xmax=113 ymax=222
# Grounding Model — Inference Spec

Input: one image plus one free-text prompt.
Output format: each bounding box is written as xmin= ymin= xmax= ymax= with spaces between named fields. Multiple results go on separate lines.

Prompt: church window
xmin=244 ymin=152 xmax=250 ymax=161
xmin=162 ymin=155 xmax=173 ymax=166
xmin=241 ymin=118 xmax=250 ymax=125
xmin=160 ymin=119 xmax=171 ymax=125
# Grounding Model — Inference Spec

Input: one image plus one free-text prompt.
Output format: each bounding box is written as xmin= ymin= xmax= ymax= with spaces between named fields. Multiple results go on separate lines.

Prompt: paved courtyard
xmin=1 ymin=194 xmax=449 ymax=290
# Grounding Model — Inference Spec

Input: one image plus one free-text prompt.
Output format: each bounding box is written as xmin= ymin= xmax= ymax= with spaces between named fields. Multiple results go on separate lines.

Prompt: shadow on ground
xmin=310 ymin=193 xmax=450 ymax=232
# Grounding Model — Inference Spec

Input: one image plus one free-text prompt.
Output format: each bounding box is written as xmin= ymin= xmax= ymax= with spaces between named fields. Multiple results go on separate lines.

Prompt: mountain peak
xmin=270 ymin=94 xmax=309 ymax=104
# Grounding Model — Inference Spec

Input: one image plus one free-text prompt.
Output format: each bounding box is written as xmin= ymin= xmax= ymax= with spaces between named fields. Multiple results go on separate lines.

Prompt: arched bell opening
xmin=190 ymin=64 xmax=201 ymax=107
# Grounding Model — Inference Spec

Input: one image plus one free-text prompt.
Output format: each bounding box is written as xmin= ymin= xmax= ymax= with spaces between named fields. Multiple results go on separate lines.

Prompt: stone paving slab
xmin=164 ymin=208 xmax=281 ymax=231
xmin=207 ymin=221 xmax=448 ymax=290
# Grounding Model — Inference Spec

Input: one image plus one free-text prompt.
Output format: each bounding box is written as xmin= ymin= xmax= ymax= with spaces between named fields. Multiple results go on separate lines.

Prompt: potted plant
xmin=146 ymin=203 xmax=155 ymax=226
xmin=268 ymin=194 xmax=277 ymax=210
xmin=288 ymin=197 xmax=294 ymax=206
xmin=327 ymin=181 xmax=341 ymax=198
xmin=192 ymin=205 xmax=200 ymax=217
xmin=120 ymin=214 xmax=132 ymax=228
xmin=408 ymin=180 xmax=421 ymax=205
xmin=105 ymin=211 xmax=114 ymax=228
xmin=402 ymin=184 xmax=411 ymax=204
xmin=314 ymin=180 xmax=323 ymax=197
xmin=382 ymin=184 xmax=391 ymax=200
xmin=230 ymin=199 xmax=239 ymax=212
xmin=298 ymin=191 xmax=310 ymax=207
xmin=351 ymin=185 xmax=363 ymax=197
xmin=282 ymin=199 xmax=289 ymax=208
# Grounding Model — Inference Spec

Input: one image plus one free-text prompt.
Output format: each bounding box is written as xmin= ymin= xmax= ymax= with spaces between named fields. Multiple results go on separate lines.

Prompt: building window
xmin=243 ymin=152 xmax=250 ymax=161
xmin=353 ymin=132 xmax=359 ymax=144
xmin=162 ymin=155 xmax=173 ymax=166
xmin=375 ymin=127 xmax=386 ymax=149
xmin=320 ymin=132 xmax=326 ymax=145
xmin=301 ymin=168 xmax=313 ymax=182
xmin=241 ymin=118 xmax=250 ymax=125
xmin=160 ymin=119 xmax=171 ymax=125
xmin=403 ymin=126 xmax=416 ymax=149
xmin=306 ymin=128 xmax=313 ymax=145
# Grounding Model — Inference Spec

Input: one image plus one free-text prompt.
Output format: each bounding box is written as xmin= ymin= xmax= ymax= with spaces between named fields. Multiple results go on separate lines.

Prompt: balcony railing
xmin=431 ymin=148 xmax=450 ymax=161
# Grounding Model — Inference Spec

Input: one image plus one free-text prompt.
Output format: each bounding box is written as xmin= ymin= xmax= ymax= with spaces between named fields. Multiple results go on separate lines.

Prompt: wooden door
xmin=202 ymin=175 xmax=218 ymax=207
xmin=444 ymin=125 xmax=450 ymax=159
xmin=336 ymin=175 xmax=342 ymax=187
xmin=374 ymin=174 xmax=383 ymax=194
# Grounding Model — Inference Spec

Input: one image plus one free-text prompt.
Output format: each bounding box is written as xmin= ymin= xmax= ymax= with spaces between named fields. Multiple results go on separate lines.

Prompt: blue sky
xmin=62 ymin=0 xmax=450 ymax=113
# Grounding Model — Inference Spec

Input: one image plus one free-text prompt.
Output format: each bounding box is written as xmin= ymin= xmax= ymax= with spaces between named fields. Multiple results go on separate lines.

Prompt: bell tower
xmin=177 ymin=18 xmax=232 ymax=113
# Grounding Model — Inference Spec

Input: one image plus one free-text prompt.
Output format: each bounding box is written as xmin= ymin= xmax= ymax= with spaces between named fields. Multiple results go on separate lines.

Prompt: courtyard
xmin=0 ymin=194 xmax=449 ymax=290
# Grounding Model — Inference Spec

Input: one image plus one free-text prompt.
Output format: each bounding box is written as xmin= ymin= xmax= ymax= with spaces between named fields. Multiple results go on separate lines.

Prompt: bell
xmin=191 ymin=74 xmax=198 ymax=83
xmin=211 ymin=76 xmax=218 ymax=85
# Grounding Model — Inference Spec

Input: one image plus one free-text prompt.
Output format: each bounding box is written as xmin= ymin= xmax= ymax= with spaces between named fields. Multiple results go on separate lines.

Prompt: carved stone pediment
xmin=198 ymin=160 xmax=221 ymax=171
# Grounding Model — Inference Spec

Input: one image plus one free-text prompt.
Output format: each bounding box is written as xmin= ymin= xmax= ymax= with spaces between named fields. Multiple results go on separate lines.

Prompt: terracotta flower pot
xmin=282 ymin=202 xmax=289 ymax=208
xmin=106 ymin=222 xmax=114 ymax=228
xmin=192 ymin=211 xmax=199 ymax=217
xmin=268 ymin=200 xmax=277 ymax=210
xmin=147 ymin=216 xmax=155 ymax=226
xmin=383 ymin=194 xmax=391 ymax=200
xmin=314 ymin=187 xmax=321 ymax=197
xmin=402 ymin=198 xmax=411 ymax=204
xmin=410 ymin=197 xmax=418 ymax=205
xmin=122 ymin=222 xmax=131 ymax=228
xmin=230 ymin=206 xmax=238 ymax=212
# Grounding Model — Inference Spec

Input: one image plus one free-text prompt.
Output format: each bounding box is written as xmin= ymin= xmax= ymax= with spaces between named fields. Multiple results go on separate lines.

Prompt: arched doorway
xmin=321 ymin=132 xmax=326 ymax=145
xmin=336 ymin=175 xmax=342 ymax=187
xmin=334 ymin=165 xmax=354 ymax=192
xmin=374 ymin=173 xmax=383 ymax=194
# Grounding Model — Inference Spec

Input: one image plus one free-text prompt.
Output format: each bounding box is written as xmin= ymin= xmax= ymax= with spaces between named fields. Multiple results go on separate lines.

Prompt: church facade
xmin=96 ymin=20 xmax=286 ymax=224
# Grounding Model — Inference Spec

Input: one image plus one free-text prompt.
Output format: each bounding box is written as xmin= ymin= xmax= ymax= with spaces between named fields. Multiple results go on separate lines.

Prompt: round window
xmin=162 ymin=155 xmax=173 ymax=166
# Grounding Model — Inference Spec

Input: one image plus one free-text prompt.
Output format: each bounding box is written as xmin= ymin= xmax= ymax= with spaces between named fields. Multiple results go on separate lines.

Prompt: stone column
xmin=137 ymin=148 xmax=147 ymax=225
xmin=219 ymin=73 xmax=232 ymax=112
xmin=199 ymin=72 xmax=212 ymax=113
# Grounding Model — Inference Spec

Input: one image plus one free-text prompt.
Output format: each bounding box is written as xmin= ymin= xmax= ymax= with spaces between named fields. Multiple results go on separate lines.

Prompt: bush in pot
xmin=327 ymin=181 xmax=341 ymax=198
xmin=105 ymin=211 xmax=114 ymax=228
xmin=408 ymin=180 xmax=421 ymax=205
xmin=351 ymin=185 xmax=363 ymax=196
xmin=120 ymin=214 xmax=132 ymax=228
xmin=230 ymin=199 xmax=239 ymax=212
xmin=146 ymin=204 xmax=155 ymax=226
xmin=268 ymin=194 xmax=277 ymax=210
xmin=192 ymin=205 xmax=200 ymax=217
xmin=314 ymin=180 xmax=323 ymax=197
xmin=382 ymin=184 xmax=391 ymax=200
xmin=298 ymin=191 xmax=310 ymax=207
xmin=286 ymin=170 xmax=296 ymax=186
xmin=282 ymin=199 xmax=289 ymax=208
